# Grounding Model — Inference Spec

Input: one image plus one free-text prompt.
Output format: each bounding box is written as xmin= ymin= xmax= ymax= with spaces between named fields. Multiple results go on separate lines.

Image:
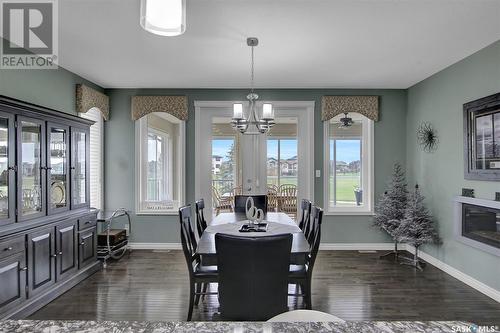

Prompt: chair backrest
xmin=178 ymin=205 xmax=198 ymax=275
xmin=307 ymin=205 xmax=323 ymax=279
xmin=215 ymin=233 xmax=292 ymax=321
xmin=266 ymin=185 xmax=279 ymax=212
xmin=298 ymin=199 xmax=311 ymax=231
xmin=234 ymin=195 xmax=267 ymax=213
xmin=195 ymin=199 xmax=207 ymax=238
xmin=279 ymin=184 xmax=297 ymax=217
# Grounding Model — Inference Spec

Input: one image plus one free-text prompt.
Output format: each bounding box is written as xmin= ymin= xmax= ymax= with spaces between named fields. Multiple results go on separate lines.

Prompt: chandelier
xmin=231 ymin=38 xmax=275 ymax=135
xmin=339 ymin=113 xmax=354 ymax=128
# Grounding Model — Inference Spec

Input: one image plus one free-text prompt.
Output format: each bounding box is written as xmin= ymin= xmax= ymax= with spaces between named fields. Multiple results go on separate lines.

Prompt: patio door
xmin=195 ymin=101 xmax=314 ymax=219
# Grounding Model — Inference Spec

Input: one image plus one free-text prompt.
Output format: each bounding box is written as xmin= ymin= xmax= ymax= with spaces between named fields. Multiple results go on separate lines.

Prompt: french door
xmin=195 ymin=101 xmax=314 ymax=219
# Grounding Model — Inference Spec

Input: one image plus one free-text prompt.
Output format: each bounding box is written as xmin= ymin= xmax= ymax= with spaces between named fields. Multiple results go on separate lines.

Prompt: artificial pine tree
xmin=395 ymin=184 xmax=441 ymax=270
xmin=373 ymin=163 xmax=408 ymax=260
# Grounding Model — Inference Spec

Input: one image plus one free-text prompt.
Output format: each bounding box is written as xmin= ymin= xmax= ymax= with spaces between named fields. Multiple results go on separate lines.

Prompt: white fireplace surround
xmin=453 ymin=196 xmax=500 ymax=257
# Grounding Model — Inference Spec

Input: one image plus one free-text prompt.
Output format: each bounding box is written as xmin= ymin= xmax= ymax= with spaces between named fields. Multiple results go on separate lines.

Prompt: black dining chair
xmin=297 ymin=199 xmax=311 ymax=232
xmin=215 ymin=233 xmax=292 ymax=321
xmin=195 ymin=199 xmax=208 ymax=238
xmin=179 ymin=205 xmax=218 ymax=321
xmin=234 ymin=195 xmax=267 ymax=213
xmin=289 ymin=205 xmax=323 ymax=309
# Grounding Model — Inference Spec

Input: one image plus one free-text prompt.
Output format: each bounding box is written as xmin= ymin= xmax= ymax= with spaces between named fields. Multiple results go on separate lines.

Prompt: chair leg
xmin=202 ymin=283 xmax=209 ymax=301
xmin=194 ymin=283 xmax=202 ymax=306
xmin=187 ymin=281 xmax=195 ymax=321
xmin=305 ymin=280 xmax=312 ymax=310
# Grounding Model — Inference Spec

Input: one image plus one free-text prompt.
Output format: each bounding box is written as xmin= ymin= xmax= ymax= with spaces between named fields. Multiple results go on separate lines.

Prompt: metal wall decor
xmin=417 ymin=122 xmax=439 ymax=153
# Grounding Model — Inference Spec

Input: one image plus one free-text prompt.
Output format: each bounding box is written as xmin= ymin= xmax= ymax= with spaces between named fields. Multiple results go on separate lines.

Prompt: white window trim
xmin=323 ymin=114 xmax=374 ymax=215
xmin=135 ymin=116 xmax=185 ymax=216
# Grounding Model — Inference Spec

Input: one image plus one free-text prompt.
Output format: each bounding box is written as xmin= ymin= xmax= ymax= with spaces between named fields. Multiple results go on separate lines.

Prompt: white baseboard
xmin=405 ymin=244 xmax=500 ymax=303
xmin=129 ymin=242 xmax=181 ymax=250
xmin=319 ymin=243 xmax=394 ymax=251
xmin=128 ymin=241 xmax=499 ymax=303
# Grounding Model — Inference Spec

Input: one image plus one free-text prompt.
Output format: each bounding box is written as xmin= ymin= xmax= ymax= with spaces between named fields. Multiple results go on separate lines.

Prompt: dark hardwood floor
xmin=28 ymin=250 xmax=500 ymax=324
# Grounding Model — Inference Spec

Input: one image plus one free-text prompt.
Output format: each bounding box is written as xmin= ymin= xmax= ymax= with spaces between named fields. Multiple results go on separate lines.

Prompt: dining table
xmin=196 ymin=212 xmax=310 ymax=266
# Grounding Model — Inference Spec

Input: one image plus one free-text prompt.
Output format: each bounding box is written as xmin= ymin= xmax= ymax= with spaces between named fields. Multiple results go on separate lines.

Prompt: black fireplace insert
xmin=462 ymin=203 xmax=500 ymax=249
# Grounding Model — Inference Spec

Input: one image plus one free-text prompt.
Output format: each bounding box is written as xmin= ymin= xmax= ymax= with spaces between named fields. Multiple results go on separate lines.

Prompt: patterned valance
xmin=75 ymin=84 xmax=109 ymax=120
xmin=321 ymin=96 xmax=379 ymax=122
xmin=131 ymin=96 xmax=188 ymax=121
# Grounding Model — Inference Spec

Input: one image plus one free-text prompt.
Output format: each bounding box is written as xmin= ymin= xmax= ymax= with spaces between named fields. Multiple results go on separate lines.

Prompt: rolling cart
xmin=96 ymin=208 xmax=132 ymax=268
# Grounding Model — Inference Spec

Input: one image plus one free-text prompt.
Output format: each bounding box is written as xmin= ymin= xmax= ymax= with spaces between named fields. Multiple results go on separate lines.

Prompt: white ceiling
xmin=59 ymin=0 xmax=500 ymax=89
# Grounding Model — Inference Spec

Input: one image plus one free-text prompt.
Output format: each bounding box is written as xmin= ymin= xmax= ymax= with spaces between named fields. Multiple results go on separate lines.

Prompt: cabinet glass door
xmin=0 ymin=112 xmax=14 ymax=225
xmin=18 ymin=117 xmax=46 ymax=220
xmin=71 ymin=128 xmax=89 ymax=208
xmin=48 ymin=124 xmax=69 ymax=214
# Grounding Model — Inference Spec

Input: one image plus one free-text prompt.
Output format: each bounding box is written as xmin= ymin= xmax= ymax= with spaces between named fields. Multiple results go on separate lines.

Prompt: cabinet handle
xmin=58 ymin=251 xmax=63 ymax=255
xmin=79 ymin=242 xmax=85 ymax=246
xmin=8 ymin=166 xmax=17 ymax=172
xmin=50 ymin=254 xmax=57 ymax=258
xmin=85 ymin=221 xmax=91 ymax=224
xmin=19 ymin=267 xmax=28 ymax=271
xmin=70 ymin=167 xmax=76 ymax=170
xmin=3 ymin=247 xmax=13 ymax=251
xmin=40 ymin=166 xmax=47 ymax=170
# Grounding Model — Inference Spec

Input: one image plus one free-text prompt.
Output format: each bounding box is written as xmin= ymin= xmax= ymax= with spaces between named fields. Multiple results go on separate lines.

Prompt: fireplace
xmin=454 ymin=196 xmax=500 ymax=256
xmin=462 ymin=204 xmax=500 ymax=249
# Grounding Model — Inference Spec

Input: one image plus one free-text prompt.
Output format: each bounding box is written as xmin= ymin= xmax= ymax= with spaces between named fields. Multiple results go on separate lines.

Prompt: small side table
xmin=96 ymin=208 xmax=132 ymax=268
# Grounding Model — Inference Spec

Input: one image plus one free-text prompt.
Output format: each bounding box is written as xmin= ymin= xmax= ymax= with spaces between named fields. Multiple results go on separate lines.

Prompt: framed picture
xmin=464 ymin=92 xmax=500 ymax=180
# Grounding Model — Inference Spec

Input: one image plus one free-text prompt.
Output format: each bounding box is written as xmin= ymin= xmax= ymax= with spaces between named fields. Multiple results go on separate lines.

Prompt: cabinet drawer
xmin=78 ymin=215 xmax=96 ymax=230
xmin=0 ymin=235 xmax=25 ymax=260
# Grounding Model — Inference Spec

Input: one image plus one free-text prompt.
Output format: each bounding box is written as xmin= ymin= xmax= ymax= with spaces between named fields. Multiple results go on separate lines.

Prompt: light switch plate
xmin=315 ymin=170 xmax=321 ymax=177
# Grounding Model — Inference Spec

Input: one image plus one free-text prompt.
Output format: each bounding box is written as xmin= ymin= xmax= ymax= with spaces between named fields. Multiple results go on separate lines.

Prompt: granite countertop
xmin=0 ymin=320 xmax=489 ymax=333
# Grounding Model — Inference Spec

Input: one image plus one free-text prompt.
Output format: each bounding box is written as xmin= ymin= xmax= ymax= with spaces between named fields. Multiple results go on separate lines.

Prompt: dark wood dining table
xmin=196 ymin=212 xmax=310 ymax=266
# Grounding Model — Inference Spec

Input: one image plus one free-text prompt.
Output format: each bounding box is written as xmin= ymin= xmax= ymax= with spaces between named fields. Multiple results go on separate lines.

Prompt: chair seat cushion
xmin=194 ymin=263 xmax=218 ymax=277
xmin=288 ymin=264 xmax=306 ymax=277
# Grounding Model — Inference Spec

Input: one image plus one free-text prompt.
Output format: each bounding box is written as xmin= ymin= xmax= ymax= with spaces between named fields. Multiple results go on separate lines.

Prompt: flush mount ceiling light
xmin=339 ymin=112 xmax=354 ymax=128
xmin=140 ymin=0 xmax=186 ymax=37
xmin=231 ymin=37 xmax=275 ymax=135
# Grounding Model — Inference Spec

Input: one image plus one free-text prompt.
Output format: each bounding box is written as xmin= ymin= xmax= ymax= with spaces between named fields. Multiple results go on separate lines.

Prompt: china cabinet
xmin=0 ymin=96 xmax=99 ymax=319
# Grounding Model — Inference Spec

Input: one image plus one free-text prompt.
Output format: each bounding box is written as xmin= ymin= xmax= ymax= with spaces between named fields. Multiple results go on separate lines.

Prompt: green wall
xmin=406 ymin=40 xmax=500 ymax=291
xmin=105 ymin=89 xmax=407 ymax=244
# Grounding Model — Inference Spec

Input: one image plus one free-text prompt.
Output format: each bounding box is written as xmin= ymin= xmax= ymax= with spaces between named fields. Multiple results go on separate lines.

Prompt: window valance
xmin=131 ymin=95 xmax=188 ymax=121
xmin=321 ymin=96 xmax=379 ymax=122
xmin=75 ymin=84 xmax=109 ymax=120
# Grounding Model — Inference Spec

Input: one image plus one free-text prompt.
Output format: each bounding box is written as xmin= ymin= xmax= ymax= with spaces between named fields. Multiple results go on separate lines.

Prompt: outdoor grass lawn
xmin=267 ymin=173 xmax=360 ymax=203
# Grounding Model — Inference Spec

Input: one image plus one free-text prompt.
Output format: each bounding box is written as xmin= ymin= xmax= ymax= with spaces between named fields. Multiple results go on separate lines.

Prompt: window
xmin=136 ymin=112 xmax=185 ymax=214
xmin=324 ymin=113 xmax=373 ymax=214
xmin=267 ymin=138 xmax=298 ymax=188
xmin=80 ymin=108 xmax=103 ymax=210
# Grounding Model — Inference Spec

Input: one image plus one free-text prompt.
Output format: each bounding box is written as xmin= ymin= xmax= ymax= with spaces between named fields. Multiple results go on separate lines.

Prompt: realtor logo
xmin=0 ymin=0 xmax=58 ymax=69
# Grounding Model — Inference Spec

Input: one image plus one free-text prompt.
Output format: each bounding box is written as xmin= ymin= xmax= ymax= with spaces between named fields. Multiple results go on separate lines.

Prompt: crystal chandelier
xmin=231 ymin=38 xmax=275 ymax=135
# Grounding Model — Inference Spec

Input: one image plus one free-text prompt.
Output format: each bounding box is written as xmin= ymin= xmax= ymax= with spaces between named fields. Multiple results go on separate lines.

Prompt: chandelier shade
xmin=140 ymin=0 xmax=186 ymax=37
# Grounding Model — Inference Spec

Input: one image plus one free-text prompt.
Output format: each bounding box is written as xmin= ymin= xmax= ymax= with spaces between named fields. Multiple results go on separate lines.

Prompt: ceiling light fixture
xmin=140 ymin=0 xmax=186 ymax=37
xmin=231 ymin=37 xmax=275 ymax=135
xmin=339 ymin=113 xmax=354 ymax=128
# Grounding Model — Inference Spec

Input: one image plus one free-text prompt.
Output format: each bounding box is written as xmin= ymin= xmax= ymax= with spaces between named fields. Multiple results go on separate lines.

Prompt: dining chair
xmin=234 ymin=195 xmax=267 ymax=213
xmin=297 ymin=199 xmax=311 ymax=232
xmin=266 ymin=185 xmax=279 ymax=212
xmin=288 ymin=205 xmax=323 ymax=309
xmin=178 ymin=205 xmax=218 ymax=321
xmin=215 ymin=233 xmax=292 ymax=321
xmin=212 ymin=186 xmax=233 ymax=215
xmin=279 ymin=184 xmax=297 ymax=219
xmin=195 ymin=199 xmax=208 ymax=238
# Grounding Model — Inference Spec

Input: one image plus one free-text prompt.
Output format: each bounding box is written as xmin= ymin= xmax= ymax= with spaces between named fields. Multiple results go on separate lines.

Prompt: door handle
xmin=8 ymin=166 xmax=17 ymax=172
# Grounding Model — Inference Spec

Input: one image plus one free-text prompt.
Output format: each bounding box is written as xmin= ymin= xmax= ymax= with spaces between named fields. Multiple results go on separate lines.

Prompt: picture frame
xmin=463 ymin=92 xmax=500 ymax=181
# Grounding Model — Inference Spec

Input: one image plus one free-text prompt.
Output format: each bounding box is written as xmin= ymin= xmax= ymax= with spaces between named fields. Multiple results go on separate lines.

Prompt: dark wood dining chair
xmin=179 ymin=205 xmax=218 ymax=321
xmin=215 ymin=233 xmax=292 ymax=321
xmin=289 ymin=205 xmax=323 ymax=309
xmin=234 ymin=195 xmax=267 ymax=213
xmin=195 ymin=199 xmax=208 ymax=238
xmin=297 ymin=199 xmax=311 ymax=232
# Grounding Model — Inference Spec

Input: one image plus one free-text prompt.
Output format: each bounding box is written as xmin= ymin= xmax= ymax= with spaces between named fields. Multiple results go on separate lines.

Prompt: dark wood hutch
xmin=0 ymin=96 xmax=99 ymax=319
